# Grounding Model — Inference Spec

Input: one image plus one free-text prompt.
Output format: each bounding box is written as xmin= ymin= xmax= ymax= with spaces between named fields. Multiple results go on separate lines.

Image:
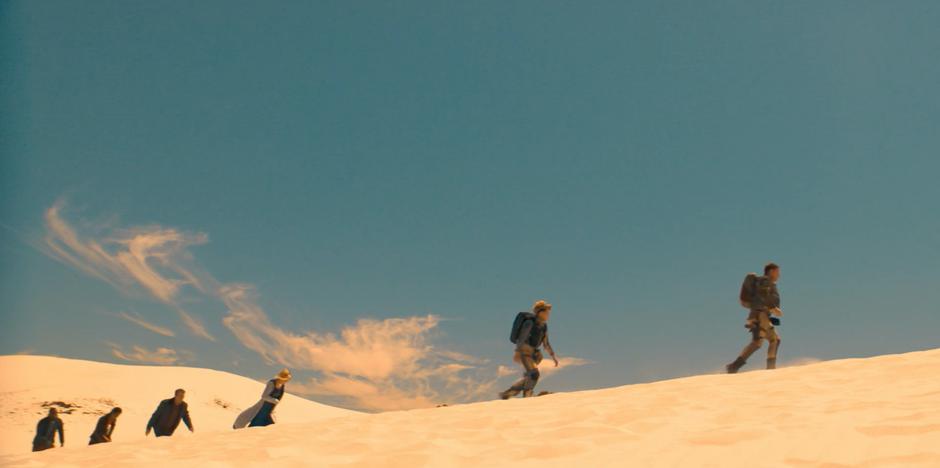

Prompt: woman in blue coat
xmin=233 ymin=368 xmax=292 ymax=429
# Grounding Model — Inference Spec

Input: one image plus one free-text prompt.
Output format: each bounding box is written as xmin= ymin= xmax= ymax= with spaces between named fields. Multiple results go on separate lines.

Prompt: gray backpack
xmin=510 ymin=312 xmax=535 ymax=344
xmin=739 ymin=273 xmax=759 ymax=309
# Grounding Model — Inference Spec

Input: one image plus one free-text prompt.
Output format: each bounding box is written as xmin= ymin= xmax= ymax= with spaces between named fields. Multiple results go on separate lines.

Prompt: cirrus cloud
xmin=116 ymin=311 xmax=176 ymax=337
xmin=43 ymin=200 xmax=214 ymax=340
xmin=220 ymin=283 xmax=499 ymax=410
xmin=40 ymin=198 xmax=590 ymax=411
xmin=107 ymin=343 xmax=192 ymax=365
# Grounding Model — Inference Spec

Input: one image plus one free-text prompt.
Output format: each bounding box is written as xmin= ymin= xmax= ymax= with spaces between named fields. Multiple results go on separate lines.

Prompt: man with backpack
xmin=500 ymin=300 xmax=559 ymax=399
xmin=726 ymin=262 xmax=783 ymax=373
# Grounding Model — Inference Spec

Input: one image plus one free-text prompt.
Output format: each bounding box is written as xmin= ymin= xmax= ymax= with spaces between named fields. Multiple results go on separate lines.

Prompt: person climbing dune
xmin=500 ymin=300 xmax=559 ymax=399
xmin=146 ymin=388 xmax=194 ymax=437
xmin=726 ymin=262 xmax=783 ymax=373
xmin=88 ymin=407 xmax=121 ymax=445
xmin=233 ymin=368 xmax=292 ymax=428
xmin=32 ymin=408 xmax=64 ymax=452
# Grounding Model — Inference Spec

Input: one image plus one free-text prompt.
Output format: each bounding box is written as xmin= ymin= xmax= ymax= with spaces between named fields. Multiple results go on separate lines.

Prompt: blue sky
xmin=2 ymin=1 xmax=939 ymax=410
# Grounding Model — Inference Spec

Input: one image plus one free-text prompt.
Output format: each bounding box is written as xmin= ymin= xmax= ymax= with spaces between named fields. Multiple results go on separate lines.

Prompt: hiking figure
xmin=727 ymin=262 xmax=783 ymax=373
xmin=32 ymin=408 xmax=64 ymax=452
xmin=146 ymin=388 xmax=194 ymax=437
xmin=500 ymin=300 xmax=559 ymax=399
xmin=233 ymin=368 xmax=292 ymax=429
xmin=88 ymin=407 xmax=121 ymax=445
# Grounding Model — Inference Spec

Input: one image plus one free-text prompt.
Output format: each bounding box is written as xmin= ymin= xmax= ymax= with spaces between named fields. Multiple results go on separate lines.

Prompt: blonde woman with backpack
xmin=500 ymin=300 xmax=559 ymax=399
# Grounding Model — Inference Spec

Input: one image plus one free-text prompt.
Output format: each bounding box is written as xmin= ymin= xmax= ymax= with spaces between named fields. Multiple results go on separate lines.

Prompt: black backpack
xmin=510 ymin=312 xmax=536 ymax=344
xmin=739 ymin=273 xmax=759 ymax=309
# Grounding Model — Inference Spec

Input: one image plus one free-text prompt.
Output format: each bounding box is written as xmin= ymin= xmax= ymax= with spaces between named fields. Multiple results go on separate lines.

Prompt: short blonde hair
xmin=532 ymin=300 xmax=552 ymax=313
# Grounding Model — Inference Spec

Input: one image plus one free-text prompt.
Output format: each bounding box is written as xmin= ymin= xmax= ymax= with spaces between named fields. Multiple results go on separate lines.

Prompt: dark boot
xmin=766 ymin=358 xmax=776 ymax=370
xmin=726 ymin=357 xmax=746 ymax=374
xmin=522 ymin=390 xmax=533 ymax=398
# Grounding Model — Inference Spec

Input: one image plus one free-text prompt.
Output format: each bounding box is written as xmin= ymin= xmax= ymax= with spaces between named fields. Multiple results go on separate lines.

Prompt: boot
xmin=499 ymin=390 xmax=516 ymax=400
xmin=522 ymin=390 xmax=533 ymax=398
xmin=726 ymin=357 xmax=746 ymax=374
xmin=766 ymin=358 xmax=776 ymax=370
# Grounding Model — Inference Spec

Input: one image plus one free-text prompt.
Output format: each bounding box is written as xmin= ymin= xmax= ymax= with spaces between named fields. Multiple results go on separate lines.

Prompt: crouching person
xmin=89 ymin=407 xmax=121 ymax=445
xmin=146 ymin=388 xmax=194 ymax=437
xmin=32 ymin=408 xmax=64 ymax=452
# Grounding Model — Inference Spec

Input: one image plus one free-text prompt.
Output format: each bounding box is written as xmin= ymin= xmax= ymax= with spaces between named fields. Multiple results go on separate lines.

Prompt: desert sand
xmin=0 ymin=355 xmax=354 ymax=457
xmin=2 ymin=349 xmax=939 ymax=467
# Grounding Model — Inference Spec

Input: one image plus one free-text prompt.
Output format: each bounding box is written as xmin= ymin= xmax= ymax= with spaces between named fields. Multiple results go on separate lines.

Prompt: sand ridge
xmin=2 ymin=349 xmax=939 ymax=467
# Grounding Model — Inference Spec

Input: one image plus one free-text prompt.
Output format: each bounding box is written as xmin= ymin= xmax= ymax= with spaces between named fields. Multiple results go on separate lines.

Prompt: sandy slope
xmin=0 ymin=355 xmax=354 ymax=456
xmin=3 ymin=349 xmax=940 ymax=467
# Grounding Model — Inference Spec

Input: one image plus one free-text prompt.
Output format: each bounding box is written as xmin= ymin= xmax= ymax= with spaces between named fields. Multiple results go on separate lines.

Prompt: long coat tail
xmin=233 ymin=380 xmax=280 ymax=429
xmin=232 ymin=400 xmax=264 ymax=429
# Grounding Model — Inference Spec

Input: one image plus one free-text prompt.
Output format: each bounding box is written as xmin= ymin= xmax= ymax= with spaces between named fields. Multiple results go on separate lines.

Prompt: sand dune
xmin=2 ymin=349 xmax=940 ymax=467
xmin=0 ymin=355 xmax=354 ymax=457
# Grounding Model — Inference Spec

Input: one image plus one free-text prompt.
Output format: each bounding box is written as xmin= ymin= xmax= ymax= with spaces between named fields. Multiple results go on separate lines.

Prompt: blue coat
xmin=32 ymin=416 xmax=64 ymax=451
xmin=233 ymin=380 xmax=285 ymax=429
xmin=147 ymin=399 xmax=193 ymax=436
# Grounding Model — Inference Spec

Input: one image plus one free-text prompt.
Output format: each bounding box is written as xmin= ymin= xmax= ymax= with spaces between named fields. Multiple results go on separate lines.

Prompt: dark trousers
xmin=504 ymin=350 xmax=543 ymax=397
xmin=249 ymin=402 xmax=277 ymax=427
xmin=32 ymin=438 xmax=53 ymax=452
xmin=738 ymin=310 xmax=781 ymax=361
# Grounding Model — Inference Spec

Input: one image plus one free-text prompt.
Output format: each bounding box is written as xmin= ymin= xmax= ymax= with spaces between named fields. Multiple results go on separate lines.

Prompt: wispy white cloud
xmin=222 ymin=284 xmax=436 ymax=379
xmin=43 ymin=200 xmax=215 ymax=340
xmin=40 ymin=198 xmax=589 ymax=411
xmin=107 ymin=343 xmax=191 ymax=365
xmin=496 ymin=356 xmax=591 ymax=381
xmin=116 ymin=311 xmax=175 ymax=337
xmin=173 ymin=306 xmax=214 ymax=341
xmin=220 ymin=283 xmax=498 ymax=410
xmin=290 ymin=375 xmax=435 ymax=411
xmin=538 ymin=356 xmax=591 ymax=378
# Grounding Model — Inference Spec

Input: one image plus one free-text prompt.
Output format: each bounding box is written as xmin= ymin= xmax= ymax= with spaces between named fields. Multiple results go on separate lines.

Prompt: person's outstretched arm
xmin=261 ymin=381 xmax=279 ymax=404
xmin=543 ymin=333 xmax=558 ymax=366
xmin=182 ymin=404 xmax=194 ymax=432
xmin=146 ymin=402 xmax=162 ymax=435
